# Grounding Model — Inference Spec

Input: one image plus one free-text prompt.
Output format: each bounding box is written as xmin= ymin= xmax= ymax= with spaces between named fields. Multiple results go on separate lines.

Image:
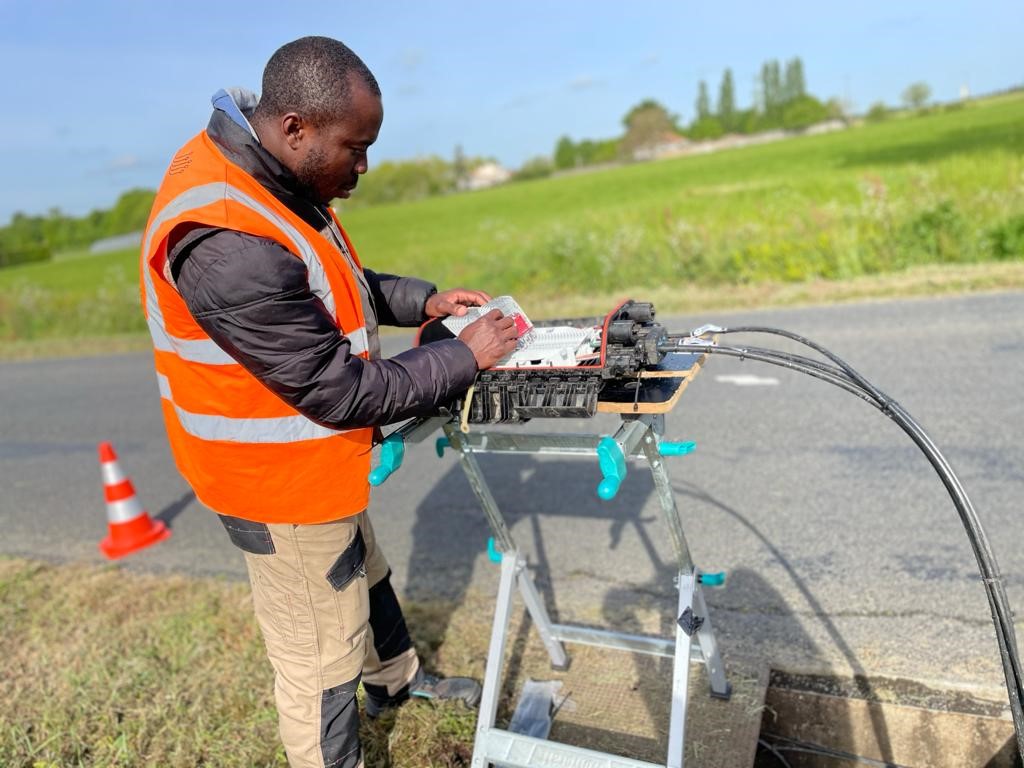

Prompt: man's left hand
xmin=425 ymin=288 xmax=491 ymax=318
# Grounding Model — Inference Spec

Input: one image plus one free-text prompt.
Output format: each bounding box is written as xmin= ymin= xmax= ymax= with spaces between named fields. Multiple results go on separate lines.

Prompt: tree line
xmin=0 ymin=55 xmax=939 ymax=263
xmin=555 ymin=56 xmax=844 ymax=171
xmin=0 ymin=188 xmax=156 ymax=267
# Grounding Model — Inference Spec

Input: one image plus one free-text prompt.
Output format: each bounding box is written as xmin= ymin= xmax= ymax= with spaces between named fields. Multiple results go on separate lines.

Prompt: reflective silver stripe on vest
xmin=143 ymin=181 xmax=336 ymax=313
xmin=156 ymin=373 xmax=347 ymax=443
xmin=143 ymin=180 xmax=369 ymax=363
xmin=147 ymin=316 xmax=237 ymax=365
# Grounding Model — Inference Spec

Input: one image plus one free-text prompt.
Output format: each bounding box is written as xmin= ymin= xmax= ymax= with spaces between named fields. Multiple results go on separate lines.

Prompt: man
xmin=140 ymin=36 xmax=517 ymax=768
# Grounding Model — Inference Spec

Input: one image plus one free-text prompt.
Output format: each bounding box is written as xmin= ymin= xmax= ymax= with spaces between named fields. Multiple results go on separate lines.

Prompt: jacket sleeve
xmin=362 ymin=268 xmax=436 ymax=327
xmin=172 ymin=230 xmax=479 ymax=429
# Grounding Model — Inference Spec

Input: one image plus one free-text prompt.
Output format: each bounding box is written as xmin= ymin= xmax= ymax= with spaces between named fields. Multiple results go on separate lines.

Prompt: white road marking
xmin=715 ymin=374 xmax=780 ymax=387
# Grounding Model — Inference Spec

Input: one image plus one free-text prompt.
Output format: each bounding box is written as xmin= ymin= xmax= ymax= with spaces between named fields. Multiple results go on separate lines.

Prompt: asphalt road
xmin=2 ymin=292 xmax=1022 ymax=702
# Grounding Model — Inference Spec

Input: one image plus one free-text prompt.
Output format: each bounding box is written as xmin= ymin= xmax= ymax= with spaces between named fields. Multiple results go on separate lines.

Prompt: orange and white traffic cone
xmin=97 ymin=442 xmax=171 ymax=559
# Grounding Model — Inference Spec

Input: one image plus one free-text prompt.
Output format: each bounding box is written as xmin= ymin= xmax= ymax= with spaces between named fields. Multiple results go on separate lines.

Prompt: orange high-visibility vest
xmin=140 ymin=131 xmax=373 ymax=524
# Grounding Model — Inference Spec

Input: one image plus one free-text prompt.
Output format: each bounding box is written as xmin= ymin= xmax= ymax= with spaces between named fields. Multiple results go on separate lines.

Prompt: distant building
xmin=461 ymin=162 xmax=511 ymax=191
xmin=632 ymin=132 xmax=692 ymax=161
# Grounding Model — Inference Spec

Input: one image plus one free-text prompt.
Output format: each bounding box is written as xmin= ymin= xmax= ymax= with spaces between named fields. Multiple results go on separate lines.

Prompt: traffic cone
xmin=97 ymin=442 xmax=171 ymax=559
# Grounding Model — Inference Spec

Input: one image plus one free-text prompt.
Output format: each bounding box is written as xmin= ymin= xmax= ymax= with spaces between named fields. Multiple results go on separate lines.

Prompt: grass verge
xmin=0 ymin=557 xmax=767 ymax=767
xmin=2 ymin=260 xmax=1024 ymax=361
xmin=0 ymin=558 xmax=480 ymax=768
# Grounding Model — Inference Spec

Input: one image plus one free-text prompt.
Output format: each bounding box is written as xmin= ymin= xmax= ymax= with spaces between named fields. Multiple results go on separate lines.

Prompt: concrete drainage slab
xmin=754 ymin=671 xmax=1019 ymax=768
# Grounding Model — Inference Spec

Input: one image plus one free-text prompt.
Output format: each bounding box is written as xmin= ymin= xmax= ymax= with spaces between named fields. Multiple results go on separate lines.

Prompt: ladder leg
xmin=693 ymin=584 xmax=731 ymax=699
xmin=515 ymin=564 xmax=569 ymax=670
xmin=640 ymin=430 xmax=695 ymax=571
xmin=446 ymin=425 xmax=517 ymax=552
xmin=472 ymin=552 xmax=520 ymax=768
xmin=668 ymin=568 xmax=696 ymax=768
xmin=641 ymin=424 xmax=731 ymax=700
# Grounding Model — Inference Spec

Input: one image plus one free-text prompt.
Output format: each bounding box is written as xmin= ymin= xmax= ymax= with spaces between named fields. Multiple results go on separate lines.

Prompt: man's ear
xmin=281 ymin=113 xmax=305 ymax=150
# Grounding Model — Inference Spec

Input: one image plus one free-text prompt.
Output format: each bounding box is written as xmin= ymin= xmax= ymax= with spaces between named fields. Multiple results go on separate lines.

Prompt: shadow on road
xmin=154 ymin=489 xmax=196 ymax=528
xmin=673 ymin=480 xmax=895 ymax=765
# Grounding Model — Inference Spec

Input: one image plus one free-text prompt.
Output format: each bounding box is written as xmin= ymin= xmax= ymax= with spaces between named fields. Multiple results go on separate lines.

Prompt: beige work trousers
xmin=242 ymin=512 xmax=419 ymax=768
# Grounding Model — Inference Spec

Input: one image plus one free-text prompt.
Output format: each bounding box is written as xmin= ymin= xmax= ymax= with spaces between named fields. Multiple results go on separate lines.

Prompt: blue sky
xmin=2 ymin=0 xmax=1021 ymax=225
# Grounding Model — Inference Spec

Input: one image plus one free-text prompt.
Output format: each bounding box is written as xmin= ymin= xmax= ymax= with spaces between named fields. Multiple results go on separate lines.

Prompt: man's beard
xmin=295 ymin=146 xmax=329 ymax=203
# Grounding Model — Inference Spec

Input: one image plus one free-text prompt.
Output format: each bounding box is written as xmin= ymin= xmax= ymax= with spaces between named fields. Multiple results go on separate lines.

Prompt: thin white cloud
xmin=865 ymin=14 xmax=924 ymax=33
xmin=568 ymin=75 xmax=603 ymax=91
xmin=396 ymin=47 xmax=426 ymax=73
xmin=498 ymin=91 xmax=542 ymax=110
xmin=107 ymin=154 xmax=142 ymax=171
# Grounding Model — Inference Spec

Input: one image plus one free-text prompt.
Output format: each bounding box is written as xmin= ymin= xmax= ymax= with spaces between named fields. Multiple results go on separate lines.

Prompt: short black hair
xmin=253 ymin=36 xmax=380 ymax=126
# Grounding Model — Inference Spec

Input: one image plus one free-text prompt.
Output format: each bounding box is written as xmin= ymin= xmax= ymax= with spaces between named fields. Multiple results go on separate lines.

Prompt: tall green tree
xmin=902 ymin=81 xmax=932 ymax=110
xmin=696 ymin=80 xmax=711 ymax=121
xmin=761 ymin=59 xmax=783 ymax=122
xmin=783 ymin=57 xmax=806 ymax=103
xmin=553 ymin=135 xmax=576 ymax=170
xmin=717 ymin=68 xmax=736 ymax=130
xmin=452 ymin=144 xmax=468 ymax=187
xmin=105 ymin=188 xmax=156 ymax=237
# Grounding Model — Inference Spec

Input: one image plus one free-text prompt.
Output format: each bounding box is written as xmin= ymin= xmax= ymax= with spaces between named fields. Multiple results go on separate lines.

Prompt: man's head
xmin=252 ymin=36 xmax=382 ymax=204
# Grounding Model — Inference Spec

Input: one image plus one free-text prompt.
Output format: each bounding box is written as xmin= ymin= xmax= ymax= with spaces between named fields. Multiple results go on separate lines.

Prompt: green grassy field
xmin=2 ymin=93 xmax=1022 ymax=348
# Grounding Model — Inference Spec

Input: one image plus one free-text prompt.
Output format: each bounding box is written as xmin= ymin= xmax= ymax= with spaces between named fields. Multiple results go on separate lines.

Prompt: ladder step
xmin=551 ymin=623 xmax=704 ymax=661
xmin=483 ymin=728 xmax=665 ymax=768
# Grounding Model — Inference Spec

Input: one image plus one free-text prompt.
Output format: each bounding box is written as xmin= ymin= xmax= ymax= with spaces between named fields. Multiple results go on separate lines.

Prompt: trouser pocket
xmin=326 ymin=527 xmax=366 ymax=590
xmin=218 ymin=514 xmax=275 ymax=554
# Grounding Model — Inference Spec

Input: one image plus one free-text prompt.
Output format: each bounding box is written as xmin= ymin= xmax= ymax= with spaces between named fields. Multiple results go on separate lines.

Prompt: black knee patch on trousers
xmin=321 ymin=674 xmax=362 ymax=768
xmin=368 ymin=569 xmax=412 ymax=662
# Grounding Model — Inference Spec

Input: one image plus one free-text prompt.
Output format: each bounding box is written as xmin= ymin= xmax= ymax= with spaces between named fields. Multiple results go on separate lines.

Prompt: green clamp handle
xmin=596 ymin=436 xmax=627 ymax=500
xmin=368 ymin=434 xmax=406 ymax=486
xmin=487 ymin=537 xmax=502 ymax=564
xmin=659 ymin=440 xmax=696 ymax=457
xmin=699 ymin=571 xmax=726 ymax=587
xmin=435 ymin=436 xmax=450 ymax=458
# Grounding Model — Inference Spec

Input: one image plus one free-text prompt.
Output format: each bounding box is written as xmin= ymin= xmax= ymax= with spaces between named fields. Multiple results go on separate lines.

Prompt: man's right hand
xmin=458 ymin=309 xmax=519 ymax=369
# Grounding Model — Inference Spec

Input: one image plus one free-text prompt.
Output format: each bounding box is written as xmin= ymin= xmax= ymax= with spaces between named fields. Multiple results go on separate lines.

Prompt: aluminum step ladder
xmin=435 ymin=414 xmax=732 ymax=768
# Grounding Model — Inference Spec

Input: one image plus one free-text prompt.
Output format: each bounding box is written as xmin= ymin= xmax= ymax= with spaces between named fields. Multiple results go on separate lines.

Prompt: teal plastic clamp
xmin=435 ymin=436 xmax=450 ymax=458
xmin=699 ymin=571 xmax=726 ymax=587
xmin=596 ymin=436 xmax=627 ymax=500
xmin=659 ymin=440 xmax=697 ymax=457
xmin=487 ymin=537 xmax=502 ymax=564
xmin=368 ymin=433 xmax=406 ymax=486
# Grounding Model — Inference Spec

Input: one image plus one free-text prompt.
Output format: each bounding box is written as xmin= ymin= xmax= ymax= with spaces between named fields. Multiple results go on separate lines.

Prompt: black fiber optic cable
xmin=760 ymin=734 xmax=913 ymax=767
xmin=658 ymin=328 xmax=1024 ymax=761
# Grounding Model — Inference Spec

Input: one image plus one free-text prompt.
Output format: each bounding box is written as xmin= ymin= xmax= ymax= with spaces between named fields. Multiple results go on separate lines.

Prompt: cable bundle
xmin=660 ymin=325 xmax=1024 ymax=760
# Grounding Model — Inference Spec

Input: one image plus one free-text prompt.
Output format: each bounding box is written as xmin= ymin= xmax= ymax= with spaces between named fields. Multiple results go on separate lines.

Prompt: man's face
xmin=293 ymin=81 xmax=383 ymax=204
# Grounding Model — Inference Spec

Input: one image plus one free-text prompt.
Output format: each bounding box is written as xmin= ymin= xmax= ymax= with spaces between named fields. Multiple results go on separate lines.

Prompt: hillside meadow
xmin=1 ymin=92 xmax=1021 ymax=351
